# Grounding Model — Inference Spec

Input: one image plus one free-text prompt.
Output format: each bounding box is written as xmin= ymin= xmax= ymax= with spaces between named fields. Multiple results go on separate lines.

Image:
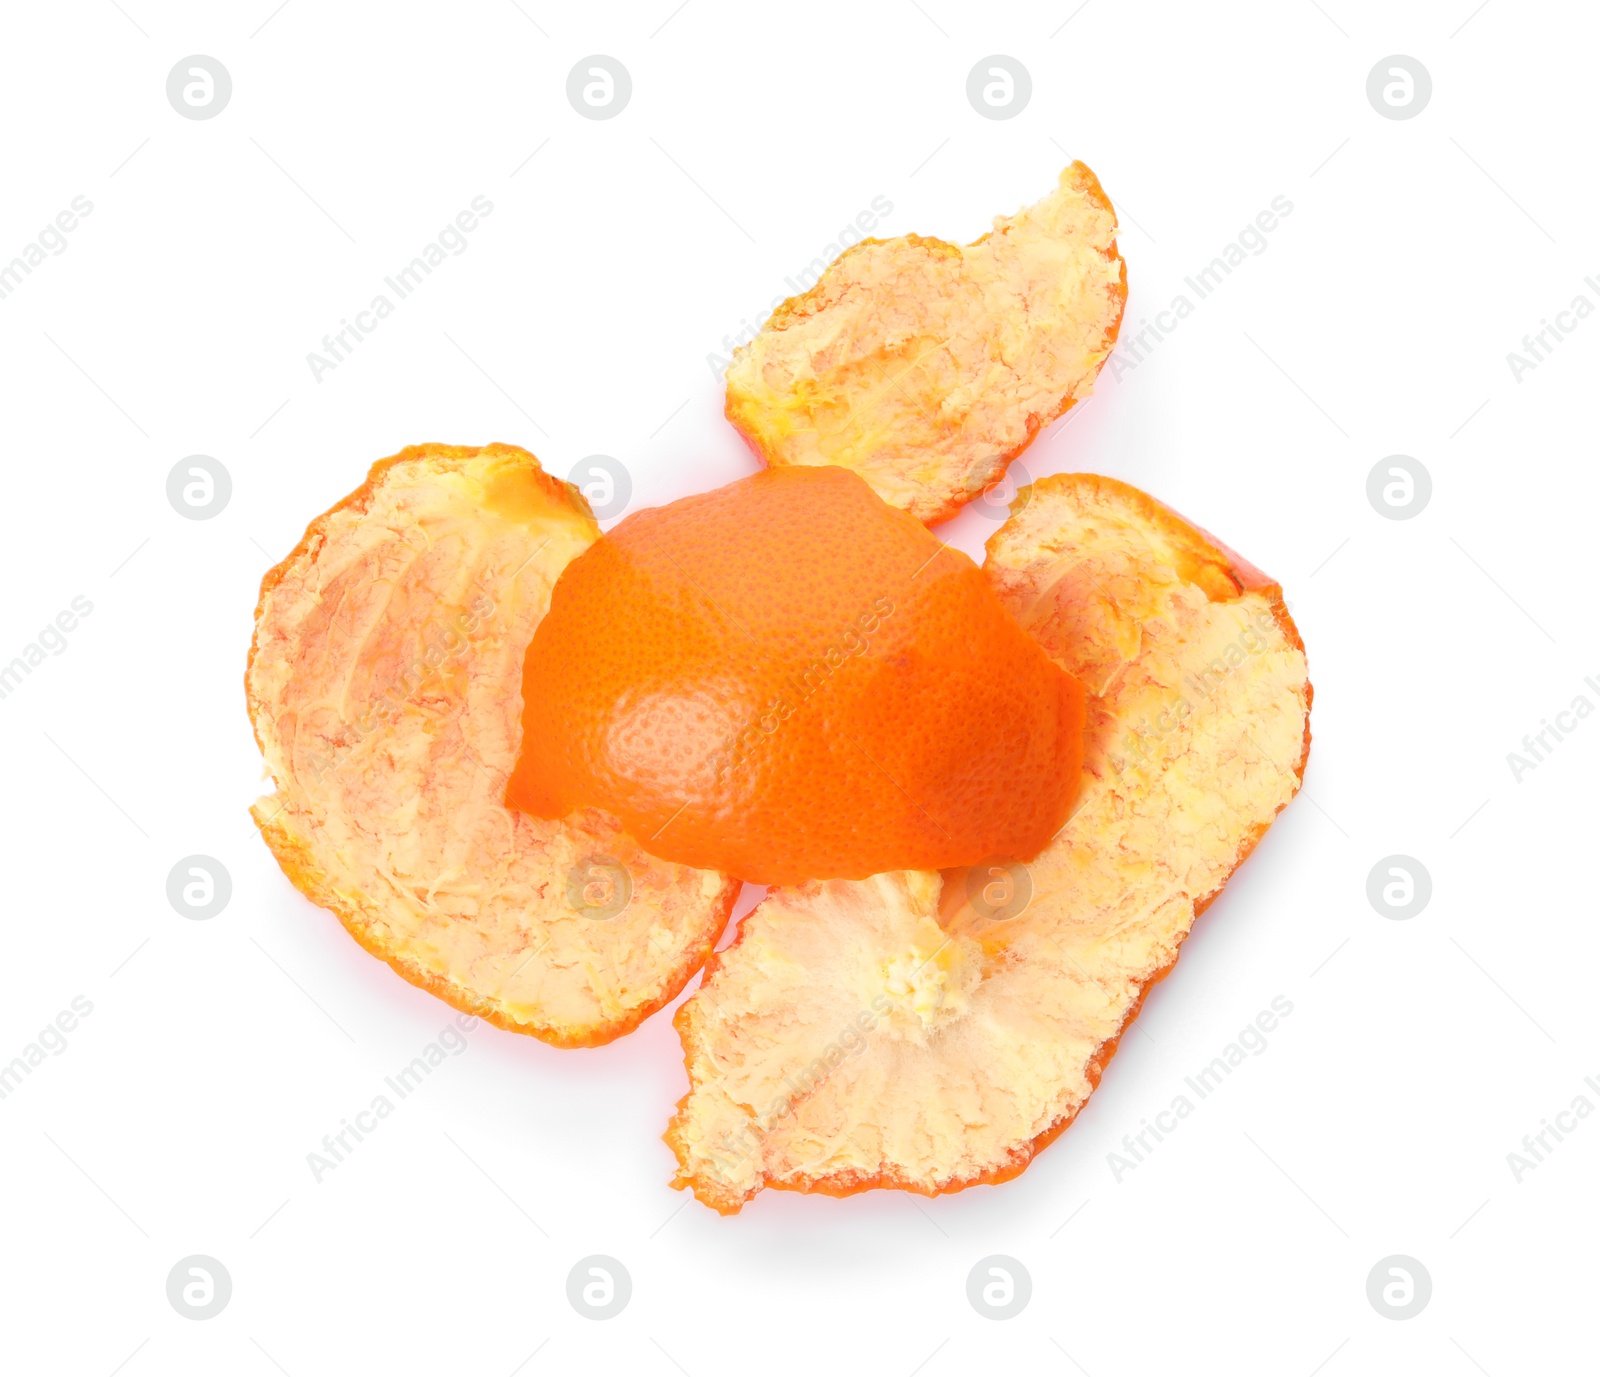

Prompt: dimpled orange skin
xmin=506 ymin=465 xmax=1086 ymax=886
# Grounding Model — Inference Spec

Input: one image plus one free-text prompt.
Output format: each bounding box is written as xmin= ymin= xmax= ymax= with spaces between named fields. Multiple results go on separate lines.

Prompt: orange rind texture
xmin=246 ymin=444 xmax=740 ymax=1047
xmin=666 ymin=473 xmax=1311 ymax=1211
xmin=507 ymin=464 xmax=1086 ymax=886
xmin=724 ymin=163 xmax=1127 ymax=526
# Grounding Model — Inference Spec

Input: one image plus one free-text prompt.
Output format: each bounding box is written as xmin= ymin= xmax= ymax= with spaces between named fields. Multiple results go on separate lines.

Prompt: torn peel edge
xmin=961 ymin=163 xmax=1133 ymax=527
xmin=254 ymin=802 xmax=743 ymax=1049
xmin=992 ymin=470 xmax=1310 ymax=663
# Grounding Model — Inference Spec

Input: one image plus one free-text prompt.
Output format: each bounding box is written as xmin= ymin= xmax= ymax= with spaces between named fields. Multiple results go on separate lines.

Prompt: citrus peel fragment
xmin=725 ymin=162 xmax=1127 ymax=525
xmin=666 ymin=473 xmax=1311 ymax=1211
xmin=246 ymin=444 xmax=739 ymax=1047
xmin=506 ymin=464 xmax=1086 ymax=886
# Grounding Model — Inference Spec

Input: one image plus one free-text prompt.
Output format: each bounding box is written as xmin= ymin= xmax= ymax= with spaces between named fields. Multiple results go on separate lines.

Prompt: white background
xmin=1 ymin=1 xmax=1595 ymax=1373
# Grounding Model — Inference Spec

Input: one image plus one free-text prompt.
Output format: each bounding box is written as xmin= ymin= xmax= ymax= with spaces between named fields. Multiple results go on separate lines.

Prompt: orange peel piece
xmin=246 ymin=443 xmax=739 ymax=1047
xmin=666 ymin=473 xmax=1311 ymax=1210
xmin=507 ymin=465 xmax=1085 ymax=887
xmin=725 ymin=163 xmax=1127 ymax=526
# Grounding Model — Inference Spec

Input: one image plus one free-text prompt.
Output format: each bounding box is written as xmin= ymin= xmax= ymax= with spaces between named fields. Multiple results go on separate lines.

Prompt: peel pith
xmin=725 ymin=162 xmax=1128 ymax=526
xmin=246 ymin=443 xmax=739 ymax=1047
xmin=667 ymin=473 xmax=1312 ymax=1211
